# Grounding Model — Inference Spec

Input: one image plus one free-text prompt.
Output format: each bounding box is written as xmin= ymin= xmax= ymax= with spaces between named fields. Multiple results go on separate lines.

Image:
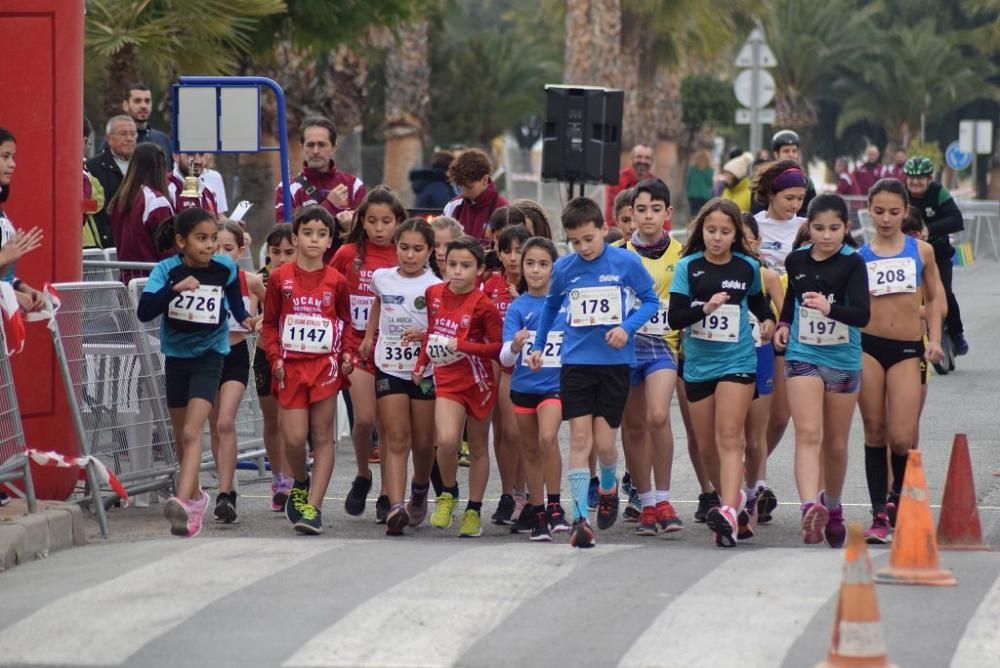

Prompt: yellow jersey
xmin=623 ymin=237 xmax=683 ymax=353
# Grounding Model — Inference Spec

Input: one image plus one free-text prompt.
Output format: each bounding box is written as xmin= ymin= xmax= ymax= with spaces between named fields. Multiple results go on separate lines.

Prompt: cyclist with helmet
xmin=903 ymin=156 xmax=968 ymax=355
xmin=752 ymin=130 xmax=817 ymax=217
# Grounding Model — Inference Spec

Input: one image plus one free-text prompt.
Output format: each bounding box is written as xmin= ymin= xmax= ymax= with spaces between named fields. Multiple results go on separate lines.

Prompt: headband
xmin=772 ymin=167 xmax=808 ymax=192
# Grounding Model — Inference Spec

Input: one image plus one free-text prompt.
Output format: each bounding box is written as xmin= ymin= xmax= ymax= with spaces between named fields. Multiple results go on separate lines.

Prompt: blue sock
xmin=568 ymin=468 xmax=590 ymax=522
xmin=599 ymin=459 xmax=618 ymax=492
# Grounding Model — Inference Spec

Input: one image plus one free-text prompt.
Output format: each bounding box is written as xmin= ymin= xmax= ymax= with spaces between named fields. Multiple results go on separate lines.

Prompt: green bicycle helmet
xmin=903 ymin=156 xmax=933 ymax=177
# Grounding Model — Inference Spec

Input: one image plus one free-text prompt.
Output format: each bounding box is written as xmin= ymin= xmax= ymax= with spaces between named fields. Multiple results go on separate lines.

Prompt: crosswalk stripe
xmin=618 ymin=548 xmax=844 ymax=668
xmin=283 ymin=543 xmax=635 ymax=667
xmin=0 ymin=538 xmax=344 ymax=666
xmin=950 ymin=568 xmax=1000 ymax=667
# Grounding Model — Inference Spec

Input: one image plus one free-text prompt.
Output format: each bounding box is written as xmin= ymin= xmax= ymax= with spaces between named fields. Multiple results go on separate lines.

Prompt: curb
xmin=0 ymin=500 xmax=87 ymax=572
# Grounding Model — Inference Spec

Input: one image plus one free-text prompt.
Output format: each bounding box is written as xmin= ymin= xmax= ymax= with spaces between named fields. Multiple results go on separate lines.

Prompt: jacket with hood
xmin=409 ymin=167 xmax=456 ymax=209
xmin=442 ymin=180 xmax=508 ymax=241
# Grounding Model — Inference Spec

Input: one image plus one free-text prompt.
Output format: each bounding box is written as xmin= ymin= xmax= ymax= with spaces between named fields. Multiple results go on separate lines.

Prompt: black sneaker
xmin=511 ymin=505 xmax=538 ymax=534
xmin=547 ymin=502 xmax=570 ymax=534
xmin=294 ymin=504 xmax=323 ymax=535
xmin=596 ymin=484 xmax=620 ymax=530
xmin=286 ymin=479 xmax=310 ymax=525
xmin=952 ymin=333 xmax=969 ymax=356
xmin=621 ymin=471 xmax=633 ymax=496
xmin=492 ymin=493 xmax=515 ymax=525
xmin=345 ymin=474 xmax=372 ymax=516
xmin=375 ymin=494 xmax=391 ymax=524
xmin=622 ymin=488 xmax=641 ymax=522
xmin=756 ymin=487 xmax=777 ymax=524
xmin=385 ymin=505 xmax=409 ymax=536
xmin=530 ymin=510 xmax=552 ymax=542
xmin=570 ymin=518 xmax=595 ymax=548
xmin=695 ymin=491 xmax=720 ymax=523
xmin=214 ymin=491 xmax=238 ymax=524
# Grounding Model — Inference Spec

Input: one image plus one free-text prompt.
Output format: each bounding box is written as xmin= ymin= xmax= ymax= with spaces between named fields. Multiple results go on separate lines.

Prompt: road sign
xmin=736 ymin=108 xmax=775 ymax=125
xmin=976 ymin=120 xmax=993 ymax=154
xmin=734 ymin=69 xmax=775 ymax=108
xmin=734 ymin=28 xmax=777 ymax=68
xmin=946 ymin=140 xmax=973 ymax=171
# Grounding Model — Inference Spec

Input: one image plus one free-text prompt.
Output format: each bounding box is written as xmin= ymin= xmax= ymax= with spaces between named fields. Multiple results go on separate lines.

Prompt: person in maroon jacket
xmin=107 ymin=143 xmax=174 ymax=280
xmin=884 ymin=149 xmax=907 ymax=182
xmin=442 ymin=148 xmax=508 ymax=242
xmin=854 ymin=145 xmax=885 ymax=195
xmin=604 ymin=144 xmax=655 ymax=224
xmin=834 ymin=157 xmax=860 ymax=195
xmin=274 ymin=117 xmax=366 ymax=240
xmin=168 ymin=152 xmax=218 ymax=216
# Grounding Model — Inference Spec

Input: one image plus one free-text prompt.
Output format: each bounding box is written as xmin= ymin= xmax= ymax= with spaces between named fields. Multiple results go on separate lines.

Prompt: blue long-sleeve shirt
xmin=533 ymin=243 xmax=658 ymax=366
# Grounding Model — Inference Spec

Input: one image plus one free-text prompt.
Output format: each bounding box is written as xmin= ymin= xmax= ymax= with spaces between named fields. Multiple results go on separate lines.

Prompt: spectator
xmin=605 ymin=144 xmax=655 ymax=223
xmin=0 ymin=127 xmax=45 ymax=312
xmin=167 ymin=152 xmax=218 ymax=216
xmin=100 ymin=83 xmax=173 ymax=167
xmin=86 ymin=115 xmax=136 ymax=248
xmin=83 ymin=117 xmax=105 ymax=249
xmin=854 ymin=144 xmax=885 ymax=195
xmin=274 ymin=116 xmax=365 ymax=247
xmin=409 ymin=150 xmax=457 ymax=209
xmin=721 ymin=152 xmax=754 ymax=213
xmin=686 ymin=149 xmax=714 ymax=219
xmin=442 ymin=148 xmax=508 ymax=241
xmin=107 ymin=143 xmax=173 ymax=279
xmin=885 ymin=148 xmax=907 ymax=182
xmin=835 ymin=157 xmax=860 ymax=195
xmin=199 ymin=154 xmax=229 ymax=216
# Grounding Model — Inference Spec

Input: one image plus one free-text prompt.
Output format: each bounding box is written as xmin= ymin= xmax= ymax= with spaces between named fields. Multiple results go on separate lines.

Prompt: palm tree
xmin=382 ymin=19 xmax=430 ymax=207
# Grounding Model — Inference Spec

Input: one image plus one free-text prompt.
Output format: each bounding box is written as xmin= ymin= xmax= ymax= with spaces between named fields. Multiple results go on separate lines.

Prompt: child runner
xmin=261 ymin=207 xmax=352 ymax=535
xmin=359 ymin=218 xmax=442 ymax=535
xmin=137 ymin=207 xmax=254 ymax=537
xmin=773 ymin=194 xmax=870 ymax=548
xmin=619 ymin=179 xmax=684 ymax=536
xmin=254 ymin=225 xmax=296 ymax=511
xmin=502 ymin=237 xmax=569 ymax=541
xmin=667 ymin=198 xmax=776 ymax=548
xmin=485 ymin=224 xmax=531 ymax=525
xmin=750 ymin=160 xmax=809 ymax=519
xmin=414 ymin=237 xmax=503 ymax=537
xmin=331 ymin=187 xmax=403 ymax=523
xmin=857 ymin=179 xmax=945 ymax=544
xmin=510 ymin=199 xmax=554 ymax=239
xmin=612 ymin=188 xmax=637 ymax=239
xmin=208 ymin=221 xmax=266 ymax=523
xmin=528 ymin=197 xmax=659 ymax=549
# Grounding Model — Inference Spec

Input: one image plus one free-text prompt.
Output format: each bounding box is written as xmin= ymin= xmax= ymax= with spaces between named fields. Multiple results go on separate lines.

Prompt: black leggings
xmin=937 ymin=256 xmax=964 ymax=336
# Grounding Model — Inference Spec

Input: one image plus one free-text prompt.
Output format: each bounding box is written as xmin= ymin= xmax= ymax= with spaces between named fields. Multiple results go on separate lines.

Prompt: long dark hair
xmin=154 ymin=207 xmax=215 ymax=254
xmin=346 ymin=186 xmax=406 ymax=270
xmin=517 ymin=236 xmax=558 ymax=294
xmin=806 ymin=193 xmax=858 ymax=248
xmin=109 ymin=143 xmax=168 ymax=215
xmin=682 ymin=198 xmax=751 ymax=257
xmin=395 ymin=217 xmax=437 ymax=274
xmin=868 ymin=178 xmax=909 ymax=208
xmin=510 ymin=199 xmax=553 ymax=239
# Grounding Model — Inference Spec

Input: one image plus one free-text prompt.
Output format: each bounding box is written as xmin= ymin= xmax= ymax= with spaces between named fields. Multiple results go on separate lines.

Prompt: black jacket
xmin=409 ymin=167 xmax=456 ymax=209
xmin=85 ymin=147 xmax=125 ymax=248
xmin=912 ymin=182 xmax=964 ymax=261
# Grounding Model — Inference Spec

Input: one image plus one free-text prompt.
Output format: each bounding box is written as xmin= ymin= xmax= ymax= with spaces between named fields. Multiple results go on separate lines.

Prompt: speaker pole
xmin=566 ymin=179 xmax=575 ymax=203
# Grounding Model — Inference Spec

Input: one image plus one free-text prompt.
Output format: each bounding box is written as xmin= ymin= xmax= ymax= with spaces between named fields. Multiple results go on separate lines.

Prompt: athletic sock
xmin=430 ymin=459 xmax=444 ymax=496
xmin=569 ymin=468 xmax=591 ymax=522
xmin=890 ymin=451 xmax=908 ymax=496
xmin=864 ymin=445 xmax=889 ymax=514
xmin=411 ymin=480 xmax=430 ymax=495
xmin=755 ymin=479 xmax=767 ymax=491
xmin=654 ymin=489 xmax=670 ymax=504
xmin=598 ymin=459 xmax=618 ymax=492
xmin=822 ymin=492 xmax=841 ymax=509
xmin=639 ymin=491 xmax=656 ymax=509
xmin=443 ymin=484 xmax=459 ymax=499
xmin=466 ymin=501 xmax=482 ymax=514
xmin=547 ymin=493 xmax=561 ymax=506
xmin=293 ymin=477 xmax=309 ymax=490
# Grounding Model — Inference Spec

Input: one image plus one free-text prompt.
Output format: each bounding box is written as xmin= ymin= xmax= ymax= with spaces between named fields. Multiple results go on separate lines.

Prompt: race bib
xmin=690 ymin=304 xmax=739 ymax=342
xmin=349 ymin=294 xmax=374 ymax=330
xmin=749 ymin=313 xmax=762 ymax=347
xmin=425 ymin=333 xmax=465 ymax=366
xmin=379 ymin=334 xmax=420 ymax=373
xmin=866 ymin=258 xmax=917 ymax=296
xmin=168 ymin=285 xmax=223 ymax=325
xmin=798 ymin=307 xmax=848 ymax=346
xmin=523 ymin=331 xmax=563 ymax=368
xmin=638 ymin=299 xmax=671 ymax=337
xmin=282 ymin=315 xmax=333 ymax=354
xmin=568 ymin=286 xmax=622 ymax=327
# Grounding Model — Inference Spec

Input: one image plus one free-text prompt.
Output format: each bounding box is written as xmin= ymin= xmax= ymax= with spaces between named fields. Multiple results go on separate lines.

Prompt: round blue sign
xmin=946 ymin=140 xmax=973 ymax=171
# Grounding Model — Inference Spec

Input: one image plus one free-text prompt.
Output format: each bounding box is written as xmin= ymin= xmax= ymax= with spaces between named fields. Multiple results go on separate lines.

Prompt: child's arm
xmin=667 ymin=292 xmax=705 ymax=330
xmin=763 ymin=268 xmax=784 ymax=315
xmin=224 ymin=276 xmax=252 ymax=326
xmin=825 ymin=256 xmax=870 ymax=327
xmin=412 ymin=286 xmax=434 ymax=382
xmin=530 ymin=265 xmax=565 ymax=349
xmin=136 ymin=263 xmax=177 ymax=322
xmin=619 ymin=264 xmax=658 ymax=335
xmin=457 ymin=300 xmax=503 ymax=359
xmin=359 ymin=297 xmax=381 ymax=360
xmin=260 ymin=277 xmax=282 ymax=366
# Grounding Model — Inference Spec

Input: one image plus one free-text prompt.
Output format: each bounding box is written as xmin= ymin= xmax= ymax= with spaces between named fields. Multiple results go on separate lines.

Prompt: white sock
xmin=755 ymin=480 xmax=767 ymax=491
xmin=639 ymin=491 xmax=656 ymax=509
xmin=655 ymin=489 xmax=670 ymax=504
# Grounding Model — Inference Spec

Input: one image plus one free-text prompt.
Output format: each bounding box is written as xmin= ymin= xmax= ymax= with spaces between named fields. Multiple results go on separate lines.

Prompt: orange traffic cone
xmin=817 ymin=523 xmax=896 ymax=668
xmin=875 ymin=449 xmax=957 ymax=586
xmin=938 ymin=434 xmax=992 ymax=551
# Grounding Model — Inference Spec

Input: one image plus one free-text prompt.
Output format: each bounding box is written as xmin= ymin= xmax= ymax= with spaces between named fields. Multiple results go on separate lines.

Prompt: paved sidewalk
xmin=0 ymin=499 xmax=86 ymax=571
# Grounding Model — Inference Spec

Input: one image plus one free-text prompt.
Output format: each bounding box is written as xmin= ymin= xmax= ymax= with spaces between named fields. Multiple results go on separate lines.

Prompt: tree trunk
xmin=105 ymin=43 xmax=137 ymax=119
xmin=383 ymin=19 xmax=430 ymax=207
xmin=592 ymin=0 xmax=621 ymax=86
xmin=327 ymin=44 xmax=368 ymax=179
xmin=564 ymin=0 xmax=593 ymax=84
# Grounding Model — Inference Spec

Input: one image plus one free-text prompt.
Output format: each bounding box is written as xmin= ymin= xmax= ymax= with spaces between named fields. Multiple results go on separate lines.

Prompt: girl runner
xmin=667 ymin=198 xmax=776 ymax=548
xmin=857 ymin=179 xmax=945 ymax=543
xmin=773 ymin=194 xmax=870 ymax=548
xmin=359 ymin=218 xmax=442 ymax=535
xmin=261 ymin=207 xmax=352 ymax=535
xmin=431 ymin=216 xmax=463 ymax=280
xmin=414 ymin=237 xmax=503 ymax=538
xmin=208 ymin=221 xmax=265 ymax=523
xmin=510 ymin=199 xmax=554 ymax=239
xmin=137 ymin=207 xmax=254 ymax=537
xmin=331 ymin=187 xmax=404 ymax=522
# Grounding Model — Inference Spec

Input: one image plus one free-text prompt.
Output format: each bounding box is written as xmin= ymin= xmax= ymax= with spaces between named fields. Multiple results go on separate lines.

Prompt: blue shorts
xmin=631 ymin=334 xmax=677 ymax=385
xmin=755 ymin=344 xmax=775 ymax=397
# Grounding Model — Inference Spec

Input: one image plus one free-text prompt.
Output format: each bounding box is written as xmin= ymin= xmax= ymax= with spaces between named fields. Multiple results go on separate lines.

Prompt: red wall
xmin=1 ymin=1 xmax=84 ymax=496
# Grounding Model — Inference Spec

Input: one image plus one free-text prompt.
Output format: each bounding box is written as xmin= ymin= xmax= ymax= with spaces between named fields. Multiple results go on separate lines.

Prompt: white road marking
xmin=950 ymin=569 xmax=1000 ymax=667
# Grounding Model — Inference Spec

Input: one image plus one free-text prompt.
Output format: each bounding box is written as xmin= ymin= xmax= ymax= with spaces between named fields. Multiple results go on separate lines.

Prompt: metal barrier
xmin=956 ymin=199 xmax=1000 ymax=262
xmin=0 ymin=317 xmax=37 ymax=513
xmin=48 ymin=282 xmax=178 ymax=526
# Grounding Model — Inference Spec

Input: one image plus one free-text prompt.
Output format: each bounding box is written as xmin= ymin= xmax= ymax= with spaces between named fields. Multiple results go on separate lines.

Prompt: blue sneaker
xmin=587 ymin=477 xmax=599 ymax=511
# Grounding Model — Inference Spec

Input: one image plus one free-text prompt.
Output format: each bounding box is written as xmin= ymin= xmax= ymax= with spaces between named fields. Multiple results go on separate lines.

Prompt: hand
xmin=412 ymin=370 xmax=423 ymax=385
xmin=526 ymin=350 xmax=543 ymax=371
xmin=0 ymin=227 xmax=44 ymax=266
xmin=341 ymin=352 xmax=354 ymax=376
xmin=511 ymin=328 xmax=530 ymax=353
xmin=358 ymin=336 xmax=373 ymax=360
xmin=759 ymin=319 xmax=775 ymax=345
xmin=328 ymin=184 xmax=350 ymax=209
xmin=240 ymin=315 xmax=260 ymax=332
xmin=401 ymin=327 xmax=424 ymax=345
xmin=14 ymin=291 xmax=32 ymax=313
xmin=801 ymin=292 xmax=831 ymax=316
xmin=507 ymin=283 xmax=519 ymax=299
xmin=605 ymin=326 xmax=628 ymax=349
xmin=445 ymin=337 xmax=458 ymax=352
xmin=925 ymin=340 xmax=944 ymax=364
xmin=702 ymin=292 xmax=730 ymax=316
xmin=173 ymin=276 xmax=200 ymax=293
xmin=272 ymin=360 xmax=285 ymax=383
xmin=335 ymin=210 xmax=354 ymax=231
xmin=773 ymin=325 xmax=789 ymax=352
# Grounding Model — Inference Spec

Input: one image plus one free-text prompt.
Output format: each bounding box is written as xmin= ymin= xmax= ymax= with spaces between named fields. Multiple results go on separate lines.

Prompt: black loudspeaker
xmin=541 ymin=85 xmax=623 ymax=185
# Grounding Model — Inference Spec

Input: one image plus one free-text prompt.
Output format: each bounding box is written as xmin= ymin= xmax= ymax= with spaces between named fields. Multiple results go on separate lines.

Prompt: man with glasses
xmin=86 ymin=115 xmax=137 ymax=248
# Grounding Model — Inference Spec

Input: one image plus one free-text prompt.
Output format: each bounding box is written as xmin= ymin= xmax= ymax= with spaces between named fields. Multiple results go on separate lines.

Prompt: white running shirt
xmin=370 ymin=267 xmax=442 ymax=379
xmin=755 ymin=210 xmax=806 ymax=274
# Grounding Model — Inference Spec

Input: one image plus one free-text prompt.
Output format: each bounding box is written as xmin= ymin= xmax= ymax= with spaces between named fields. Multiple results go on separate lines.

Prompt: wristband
xmin=777 ymin=321 xmax=791 ymax=329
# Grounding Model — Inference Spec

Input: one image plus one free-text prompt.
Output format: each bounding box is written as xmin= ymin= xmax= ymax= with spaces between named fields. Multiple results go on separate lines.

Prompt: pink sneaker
xmin=272 ymin=475 xmax=291 ymax=512
xmin=707 ymin=505 xmax=739 ymax=548
xmin=801 ymin=502 xmax=829 ymax=545
xmin=512 ymin=492 xmax=527 ymax=524
xmin=865 ymin=512 xmax=892 ymax=544
xmin=185 ymin=491 xmax=210 ymax=538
